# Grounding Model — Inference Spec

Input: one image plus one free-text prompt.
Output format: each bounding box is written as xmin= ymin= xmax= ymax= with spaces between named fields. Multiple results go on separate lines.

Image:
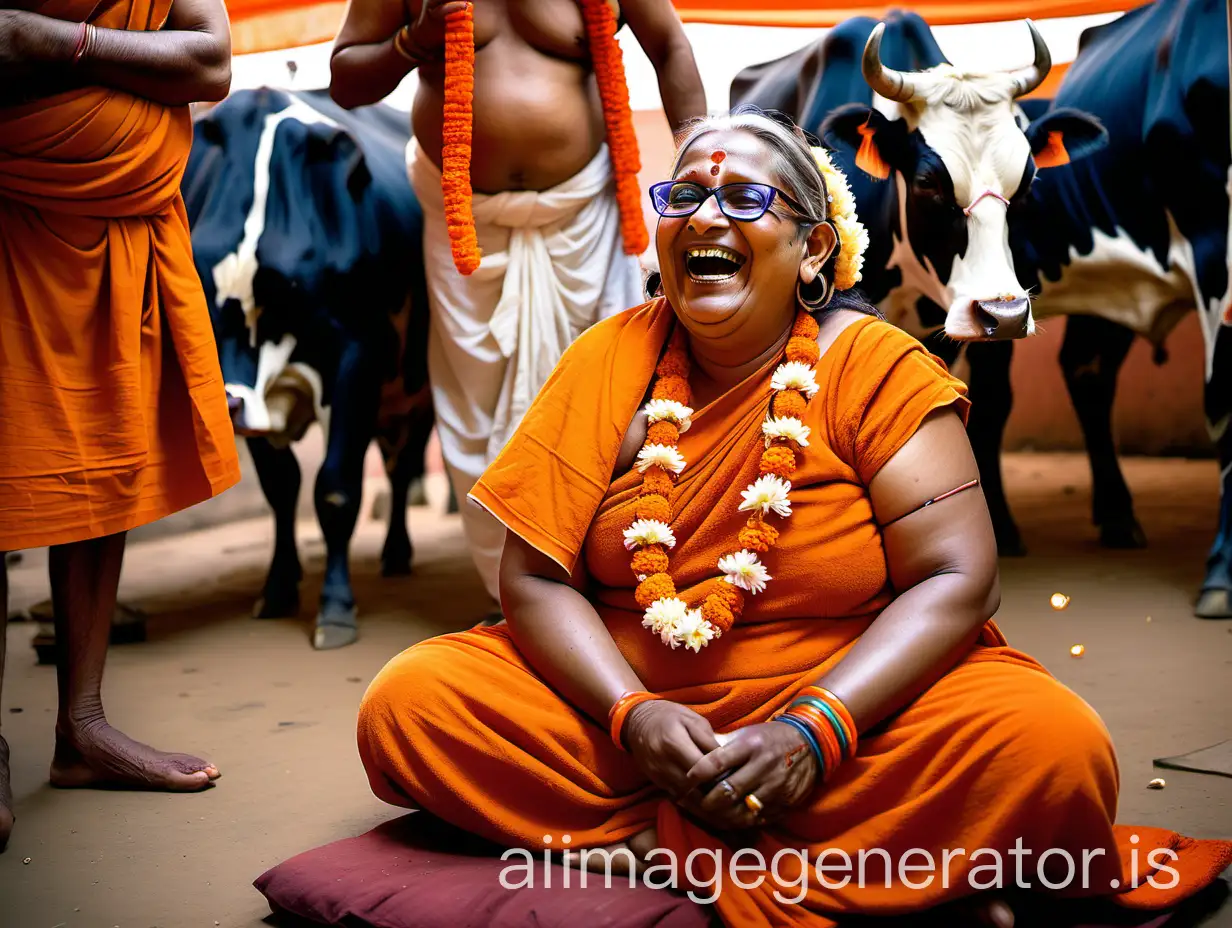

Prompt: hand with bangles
xmin=620 ymin=699 xmax=720 ymax=807
xmin=685 ymin=721 xmax=820 ymax=831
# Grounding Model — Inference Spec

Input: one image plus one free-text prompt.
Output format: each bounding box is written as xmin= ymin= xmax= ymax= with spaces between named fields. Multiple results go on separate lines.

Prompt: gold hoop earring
xmin=797 ymin=275 xmax=833 ymax=310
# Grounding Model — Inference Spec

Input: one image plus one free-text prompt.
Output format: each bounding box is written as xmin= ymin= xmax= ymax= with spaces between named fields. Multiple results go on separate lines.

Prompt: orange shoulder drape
xmin=0 ymin=0 xmax=240 ymax=550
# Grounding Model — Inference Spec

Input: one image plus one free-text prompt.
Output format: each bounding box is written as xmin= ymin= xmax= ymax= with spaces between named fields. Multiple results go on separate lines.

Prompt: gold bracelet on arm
xmin=392 ymin=25 xmax=418 ymax=63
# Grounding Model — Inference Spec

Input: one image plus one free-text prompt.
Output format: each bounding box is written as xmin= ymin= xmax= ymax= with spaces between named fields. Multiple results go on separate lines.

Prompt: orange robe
xmin=358 ymin=300 xmax=1231 ymax=925
xmin=0 ymin=0 xmax=240 ymax=552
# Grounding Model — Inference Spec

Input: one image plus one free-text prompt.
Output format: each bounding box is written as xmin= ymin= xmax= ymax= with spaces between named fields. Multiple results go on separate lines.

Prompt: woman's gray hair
xmin=669 ymin=105 xmax=830 ymax=226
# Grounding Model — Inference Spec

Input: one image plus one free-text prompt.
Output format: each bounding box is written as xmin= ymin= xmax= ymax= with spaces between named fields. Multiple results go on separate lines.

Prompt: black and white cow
xmin=183 ymin=88 xmax=435 ymax=649
xmin=731 ymin=11 xmax=1108 ymax=555
xmin=1008 ymin=0 xmax=1231 ymax=615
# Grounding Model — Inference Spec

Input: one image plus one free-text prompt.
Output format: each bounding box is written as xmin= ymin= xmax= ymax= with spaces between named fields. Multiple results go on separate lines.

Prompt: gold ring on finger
xmin=744 ymin=792 xmax=764 ymax=814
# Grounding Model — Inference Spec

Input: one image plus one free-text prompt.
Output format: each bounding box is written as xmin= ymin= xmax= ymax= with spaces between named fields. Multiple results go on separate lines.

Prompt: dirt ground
xmin=1 ymin=452 xmax=1229 ymax=928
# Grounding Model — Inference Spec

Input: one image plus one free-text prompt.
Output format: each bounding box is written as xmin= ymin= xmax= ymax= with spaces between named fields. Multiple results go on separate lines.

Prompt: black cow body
xmin=732 ymin=11 xmax=1105 ymax=556
xmin=184 ymin=88 xmax=434 ymax=649
xmin=1011 ymin=0 xmax=1231 ymax=614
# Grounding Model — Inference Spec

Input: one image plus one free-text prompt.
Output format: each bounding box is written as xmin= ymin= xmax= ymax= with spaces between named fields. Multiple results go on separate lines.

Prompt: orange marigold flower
xmin=631 ymin=545 xmax=670 ymax=576
xmin=791 ymin=311 xmax=820 ymax=340
xmin=654 ymin=375 xmax=691 ymax=406
xmin=772 ymin=389 xmax=807 ymax=420
xmin=635 ymin=493 xmax=672 ymax=523
xmin=635 ymin=573 xmax=676 ymax=609
xmin=738 ymin=518 xmax=780 ymax=553
xmin=760 ymin=445 xmax=796 ymax=478
xmin=441 ymin=7 xmax=480 ymax=275
xmin=701 ymin=596 xmax=735 ymax=635
xmin=642 ymin=467 xmax=675 ymax=497
xmin=656 ymin=348 xmax=690 ymax=379
xmin=786 ymin=336 xmax=821 ymax=367
xmin=578 ymin=0 xmax=647 ymax=256
xmin=647 ymin=421 xmax=679 ymax=447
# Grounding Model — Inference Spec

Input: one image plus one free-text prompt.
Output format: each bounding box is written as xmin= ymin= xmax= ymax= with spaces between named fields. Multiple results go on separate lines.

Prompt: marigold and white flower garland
xmin=811 ymin=147 xmax=869 ymax=292
xmin=624 ymin=310 xmax=822 ymax=652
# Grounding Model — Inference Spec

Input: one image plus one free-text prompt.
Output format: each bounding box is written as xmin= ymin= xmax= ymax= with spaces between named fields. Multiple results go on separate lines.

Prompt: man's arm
xmin=330 ymin=0 xmax=467 ymax=110
xmin=618 ymin=0 xmax=706 ymax=135
xmin=0 ymin=0 xmax=230 ymax=106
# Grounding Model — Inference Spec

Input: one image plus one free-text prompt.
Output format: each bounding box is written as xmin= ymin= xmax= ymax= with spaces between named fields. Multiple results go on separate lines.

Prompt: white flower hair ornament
xmin=810 ymin=147 xmax=869 ymax=292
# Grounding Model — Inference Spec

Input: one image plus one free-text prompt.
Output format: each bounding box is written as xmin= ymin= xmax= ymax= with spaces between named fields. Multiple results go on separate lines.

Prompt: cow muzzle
xmin=971 ymin=297 xmax=1031 ymax=340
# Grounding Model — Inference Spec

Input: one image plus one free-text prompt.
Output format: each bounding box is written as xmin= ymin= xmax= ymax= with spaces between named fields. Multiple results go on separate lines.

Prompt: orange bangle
xmin=608 ymin=691 xmax=660 ymax=751
xmin=809 ymin=686 xmax=858 ymax=756
xmin=790 ymin=704 xmax=841 ymax=775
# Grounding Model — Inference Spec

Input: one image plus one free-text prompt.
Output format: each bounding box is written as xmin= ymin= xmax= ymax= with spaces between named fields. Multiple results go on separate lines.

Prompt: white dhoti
xmin=408 ymin=140 xmax=644 ymax=600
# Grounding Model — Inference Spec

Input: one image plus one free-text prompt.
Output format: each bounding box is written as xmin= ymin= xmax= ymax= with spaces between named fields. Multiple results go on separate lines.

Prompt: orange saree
xmin=0 ymin=0 xmax=240 ymax=552
xmin=358 ymin=300 xmax=1231 ymax=926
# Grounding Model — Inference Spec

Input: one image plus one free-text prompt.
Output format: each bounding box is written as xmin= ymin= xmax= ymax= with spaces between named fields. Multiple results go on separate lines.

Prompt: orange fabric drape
xmin=221 ymin=0 xmax=1148 ymax=57
xmin=358 ymin=300 xmax=1232 ymax=926
xmin=0 ymin=0 xmax=241 ymax=550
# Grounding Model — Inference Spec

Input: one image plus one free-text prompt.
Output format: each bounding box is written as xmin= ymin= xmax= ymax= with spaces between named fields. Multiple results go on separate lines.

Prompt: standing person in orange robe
xmin=0 ymin=0 xmax=240 ymax=852
xmin=356 ymin=111 xmax=1232 ymax=926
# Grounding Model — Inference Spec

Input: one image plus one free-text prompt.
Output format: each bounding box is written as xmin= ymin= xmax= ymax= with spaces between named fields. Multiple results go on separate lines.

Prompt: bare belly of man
xmin=410 ymin=0 xmax=614 ymax=194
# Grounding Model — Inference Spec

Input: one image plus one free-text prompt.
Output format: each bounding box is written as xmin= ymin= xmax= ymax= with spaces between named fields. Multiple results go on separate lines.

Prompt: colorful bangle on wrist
xmin=608 ymin=691 xmax=661 ymax=751
xmin=774 ymin=684 xmax=858 ymax=782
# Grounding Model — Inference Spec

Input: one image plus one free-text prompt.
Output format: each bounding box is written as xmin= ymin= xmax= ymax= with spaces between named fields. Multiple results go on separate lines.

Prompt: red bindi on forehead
xmin=709 ymin=150 xmax=726 ymax=176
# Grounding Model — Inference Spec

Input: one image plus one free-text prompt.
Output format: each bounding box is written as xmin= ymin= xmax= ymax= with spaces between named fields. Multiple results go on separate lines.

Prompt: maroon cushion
xmin=253 ymin=813 xmax=715 ymax=928
xmin=255 ymin=813 xmax=1223 ymax=928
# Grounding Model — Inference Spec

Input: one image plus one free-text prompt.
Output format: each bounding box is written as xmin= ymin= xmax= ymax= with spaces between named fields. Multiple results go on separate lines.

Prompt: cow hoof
xmin=313 ymin=603 xmax=358 ymax=650
xmin=313 ymin=622 xmax=358 ymax=650
xmin=1098 ymin=519 xmax=1147 ymax=549
xmin=1194 ymin=589 xmax=1232 ymax=619
xmin=253 ymin=590 xmax=300 ymax=619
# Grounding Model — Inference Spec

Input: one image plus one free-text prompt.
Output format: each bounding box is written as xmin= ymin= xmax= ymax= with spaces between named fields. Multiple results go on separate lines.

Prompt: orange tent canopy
xmin=225 ymin=0 xmax=1141 ymax=64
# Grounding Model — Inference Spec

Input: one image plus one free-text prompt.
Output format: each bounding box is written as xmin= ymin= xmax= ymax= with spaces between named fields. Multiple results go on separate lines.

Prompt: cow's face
xmin=823 ymin=23 xmax=1106 ymax=341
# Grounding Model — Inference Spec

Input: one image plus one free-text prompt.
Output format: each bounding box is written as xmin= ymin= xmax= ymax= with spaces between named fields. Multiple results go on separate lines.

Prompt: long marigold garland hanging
xmin=624 ymin=310 xmax=822 ymax=652
xmin=440 ymin=0 xmax=647 ymax=276
xmin=441 ymin=6 xmax=480 ymax=275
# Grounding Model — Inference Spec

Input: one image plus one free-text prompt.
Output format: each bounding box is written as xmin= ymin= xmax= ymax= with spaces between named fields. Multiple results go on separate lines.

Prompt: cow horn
xmin=1008 ymin=20 xmax=1052 ymax=98
xmin=862 ymin=23 xmax=923 ymax=103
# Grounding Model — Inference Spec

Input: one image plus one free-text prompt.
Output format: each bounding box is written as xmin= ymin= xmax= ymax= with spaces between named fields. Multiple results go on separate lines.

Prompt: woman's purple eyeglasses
xmin=649 ymin=181 xmax=812 ymax=223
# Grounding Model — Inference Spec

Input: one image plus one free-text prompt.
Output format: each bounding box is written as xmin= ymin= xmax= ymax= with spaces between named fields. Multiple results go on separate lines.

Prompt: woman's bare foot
xmin=50 ymin=720 xmax=220 ymax=791
xmin=0 ymin=734 xmax=13 ymax=852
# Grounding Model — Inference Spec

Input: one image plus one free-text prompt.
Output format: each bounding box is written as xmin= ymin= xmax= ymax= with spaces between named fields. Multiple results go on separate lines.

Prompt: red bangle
xmin=72 ymin=22 xmax=93 ymax=66
xmin=608 ymin=691 xmax=660 ymax=751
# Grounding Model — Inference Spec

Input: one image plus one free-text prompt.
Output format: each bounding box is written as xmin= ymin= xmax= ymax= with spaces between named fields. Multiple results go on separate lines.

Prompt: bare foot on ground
xmin=0 ymin=735 xmax=13 ymax=852
xmin=50 ymin=721 xmax=220 ymax=791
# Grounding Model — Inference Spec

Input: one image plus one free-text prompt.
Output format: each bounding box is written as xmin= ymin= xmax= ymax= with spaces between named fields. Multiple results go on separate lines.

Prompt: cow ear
xmin=1026 ymin=108 xmax=1107 ymax=168
xmin=819 ymin=105 xmax=906 ymax=180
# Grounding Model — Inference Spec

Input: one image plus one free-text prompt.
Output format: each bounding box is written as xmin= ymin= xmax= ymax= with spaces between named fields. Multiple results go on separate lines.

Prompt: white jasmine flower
xmin=643 ymin=597 xmax=689 ymax=646
xmin=643 ymin=399 xmax=694 ymax=433
xmin=762 ymin=416 xmax=811 ymax=449
xmin=738 ymin=474 xmax=793 ymax=519
xmin=771 ymin=361 xmax=820 ymax=400
xmin=718 ymin=550 xmax=771 ymax=595
xmin=635 ymin=443 xmax=686 ymax=475
xmin=622 ymin=519 xmax=676 ymax=551
xmin=672 ymin=609 xmax=718 ymax=653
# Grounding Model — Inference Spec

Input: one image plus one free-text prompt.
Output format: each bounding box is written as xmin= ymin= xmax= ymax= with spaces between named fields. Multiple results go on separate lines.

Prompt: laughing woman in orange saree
xmin=357 ymin=110 xmax=1231 ymax=927
xmin=0 ymin=0 xmax=239 ymax=852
